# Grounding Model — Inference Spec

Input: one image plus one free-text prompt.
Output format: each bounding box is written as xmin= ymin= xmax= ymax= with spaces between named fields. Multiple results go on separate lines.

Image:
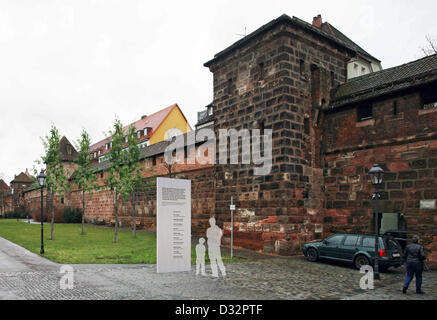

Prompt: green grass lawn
xmin=0 ymin=219 xmax=240 ymax=264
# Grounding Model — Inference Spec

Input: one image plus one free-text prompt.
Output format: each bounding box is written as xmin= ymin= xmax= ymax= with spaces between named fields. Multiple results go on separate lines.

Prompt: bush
xmin=63 ymin=207 xmax=83 ymax=223
xmin=3 ymin=210 xmax=28 ymax=219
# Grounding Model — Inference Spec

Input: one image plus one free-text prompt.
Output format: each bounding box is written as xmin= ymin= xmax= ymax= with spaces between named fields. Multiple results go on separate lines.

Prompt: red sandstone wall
xmin=323 ymin=92 xmax=437 ymax=264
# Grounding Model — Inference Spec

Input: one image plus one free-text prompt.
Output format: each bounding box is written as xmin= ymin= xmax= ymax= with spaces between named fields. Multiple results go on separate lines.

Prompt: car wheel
xmin=306 ymin=248 xmax=318 ymax=262
xmin=354 ymin=255 xmax=370 ymax=270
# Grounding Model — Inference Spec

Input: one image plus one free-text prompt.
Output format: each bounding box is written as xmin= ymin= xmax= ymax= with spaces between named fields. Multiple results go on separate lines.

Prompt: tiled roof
xmin=59 ymin=136 xmax=78 ymax=162
xmin=11 ymin=172 xmax=33 ymax=184
xmin=205 ymin=14 xmax=379 ymax=67
xmin=319 ymin=21 xmax=377 ymax=62
xmin=0 ymin=179 xmax=10 ymax=192
xmin=89 ymin=104 xmax=182 ymax=156
xmin=90 ymin=131 xmax=202 ymax=173
xmin=328 ymin=54 xmax=437 ymax=109
xmin=195 ymin=114 xmax=214 ymax=127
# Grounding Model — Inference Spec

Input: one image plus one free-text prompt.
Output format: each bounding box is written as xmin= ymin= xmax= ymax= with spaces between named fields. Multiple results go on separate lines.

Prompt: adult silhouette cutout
xmin=206 ymin=217 xmax=226 ymax=277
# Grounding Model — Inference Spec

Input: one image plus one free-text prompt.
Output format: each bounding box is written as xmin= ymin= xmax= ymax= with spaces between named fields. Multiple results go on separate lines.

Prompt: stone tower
xmin=204 ymin=14 xmax=376 ymax=255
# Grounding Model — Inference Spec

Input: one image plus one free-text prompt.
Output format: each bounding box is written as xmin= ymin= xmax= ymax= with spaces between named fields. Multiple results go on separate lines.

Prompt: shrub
xmin=63 ymin=207 xmax=83 ymax=223
xmin=3 ymin=210 xmax=28 ymax=219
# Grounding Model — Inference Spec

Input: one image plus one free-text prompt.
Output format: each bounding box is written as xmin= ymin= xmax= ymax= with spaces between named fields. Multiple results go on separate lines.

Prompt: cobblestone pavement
xmin=1 ymin=237 xmax=436 ymax=300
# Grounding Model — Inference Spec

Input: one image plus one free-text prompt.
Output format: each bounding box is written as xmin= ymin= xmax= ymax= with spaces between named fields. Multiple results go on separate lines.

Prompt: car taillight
xmin=379 ymin=249 xmax=387 ymax=257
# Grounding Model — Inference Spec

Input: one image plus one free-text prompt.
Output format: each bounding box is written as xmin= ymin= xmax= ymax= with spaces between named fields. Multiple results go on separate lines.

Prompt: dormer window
xmin=422 ymin=91 xmax=437 ymax=110
xmin=358 ymin=105 xmax=373 ymax=121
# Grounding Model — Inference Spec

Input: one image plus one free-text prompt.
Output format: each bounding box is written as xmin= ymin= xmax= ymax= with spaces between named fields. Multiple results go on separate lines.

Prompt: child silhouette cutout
xmin=195 ymin=237 xmax=206 ymax=276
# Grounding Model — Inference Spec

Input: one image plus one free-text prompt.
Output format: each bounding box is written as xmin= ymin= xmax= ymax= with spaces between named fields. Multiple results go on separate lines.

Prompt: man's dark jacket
xmin=404 ymin=243 xmax=426 ymax=264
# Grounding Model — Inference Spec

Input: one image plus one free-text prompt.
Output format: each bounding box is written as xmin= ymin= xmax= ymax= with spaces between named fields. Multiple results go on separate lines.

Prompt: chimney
xmin=312 ymin=14 xmax=322 ymax=28
xmin=141 ymin=115 xmax=147 ymax=119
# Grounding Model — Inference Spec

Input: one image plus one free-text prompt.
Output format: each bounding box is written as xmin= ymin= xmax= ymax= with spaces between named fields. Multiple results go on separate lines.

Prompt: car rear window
xmin=386 ymin=239 xmax=401 ymax=251
xmin=362 ymin=237 xmax=375 ymax=248
xmin=344 ymin=235 xmax=359 ymax=247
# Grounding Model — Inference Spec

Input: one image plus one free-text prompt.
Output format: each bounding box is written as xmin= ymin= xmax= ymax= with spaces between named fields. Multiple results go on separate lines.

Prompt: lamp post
xmin=368 ymin=163 xmax=384 ymax=280
xmin=37 ymin=170 xmax=46 ymax=254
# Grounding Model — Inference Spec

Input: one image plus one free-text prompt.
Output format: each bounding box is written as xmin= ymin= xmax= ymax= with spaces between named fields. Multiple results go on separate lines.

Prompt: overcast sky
xmin=0 ymin=0 xmax=436 ymax=184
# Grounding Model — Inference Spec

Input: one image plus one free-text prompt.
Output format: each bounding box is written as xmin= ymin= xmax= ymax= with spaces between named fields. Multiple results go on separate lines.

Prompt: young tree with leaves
xmin=123 ymin=126 xmax=155 ymax=238
xmin=74 ymin=129 xmax=99 ymax=235
xmin=40 ymin=125 xmax=69 ymax=240
xmin=104 ymin=119 xmax=127 ymax=243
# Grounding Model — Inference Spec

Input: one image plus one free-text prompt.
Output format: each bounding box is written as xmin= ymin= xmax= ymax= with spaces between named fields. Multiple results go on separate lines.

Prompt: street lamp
xmin=368 ymin=163 xmax=384 ymax=280
xmin=37 ymin=170 xmax=46 ymax=254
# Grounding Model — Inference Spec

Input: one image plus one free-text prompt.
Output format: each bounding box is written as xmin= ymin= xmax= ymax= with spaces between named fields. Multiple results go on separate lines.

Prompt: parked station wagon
xmin=302 ymin=233 xmax=404 ymax=271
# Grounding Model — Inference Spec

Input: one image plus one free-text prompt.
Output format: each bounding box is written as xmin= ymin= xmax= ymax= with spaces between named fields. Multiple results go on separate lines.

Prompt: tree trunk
xmin=50 ymin=191 xmax=54 ymax=240
xmin=114 ymin=192 xmax=118 ymax=243
xmin=81 ymin=190 xmax=85 ymax=235
xmin=132 ymin=191 xmax=136 ymax=238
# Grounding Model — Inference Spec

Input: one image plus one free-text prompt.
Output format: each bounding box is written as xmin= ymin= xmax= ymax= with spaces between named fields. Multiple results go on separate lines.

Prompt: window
xmin=393 ymin=101 xmax=398 ymax=115
xmin=362 ymin=237 xmax=376 ymax=248
xmin=326 ymin=235 xmax=344 ymax=245
xmin=422 ymin=92 xmax=437 ymax=110
xmin=358 ymin=105 xmax=373 ymax=121
xmin=304 ymin=118 xmax=310 ymax=134
xmin=361 ymin=67 xmax=366 ymax=75
xmin=258 ymin=62 xmax=264 ymax=80
xmin=299 ymin=59 xmax=305 ymax=75
xmin=344 ymin=235 xmax=359 ymax=247
xmin=227 ymin=79 xmax=233 ymax=95
xmin=330 ymin=71 xmax=335 ymax=87
xmin=152 ymin=157 xmax=156 ymax=166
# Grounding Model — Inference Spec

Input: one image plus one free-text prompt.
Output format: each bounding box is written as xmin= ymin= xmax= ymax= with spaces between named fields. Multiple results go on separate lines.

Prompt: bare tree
xmin=420 ymin=35 xmax=437 ymax=56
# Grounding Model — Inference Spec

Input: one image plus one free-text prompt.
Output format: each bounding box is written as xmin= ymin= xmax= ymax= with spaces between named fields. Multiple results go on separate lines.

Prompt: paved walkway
xmin=0 ymin=237 xmax=436 ymax=300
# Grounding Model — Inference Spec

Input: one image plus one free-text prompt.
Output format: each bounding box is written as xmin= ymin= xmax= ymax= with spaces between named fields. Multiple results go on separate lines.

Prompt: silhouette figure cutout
xmin=195 ymin=237 xmax=206 ymax=276
xmin=206 ymin=217 xmax=226 ymax=277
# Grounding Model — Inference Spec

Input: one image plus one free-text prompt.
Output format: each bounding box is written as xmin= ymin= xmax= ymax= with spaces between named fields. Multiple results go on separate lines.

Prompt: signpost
xmin=157 ymin=177 xmax=191 ymax=273
xmin=230 ymin=197 xmax=235 ymax=258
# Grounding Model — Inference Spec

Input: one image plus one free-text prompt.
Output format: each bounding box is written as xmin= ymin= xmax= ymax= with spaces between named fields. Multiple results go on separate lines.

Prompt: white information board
xmin=157 ymin=177 xmax=191 ymax=273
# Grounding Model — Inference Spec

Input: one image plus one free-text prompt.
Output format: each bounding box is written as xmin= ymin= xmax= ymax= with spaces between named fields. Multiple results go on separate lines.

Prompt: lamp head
xmin=36 ymin=171 xmax=46 ymax=187
xmin=368 ymin=164 xmax=384 ymax=186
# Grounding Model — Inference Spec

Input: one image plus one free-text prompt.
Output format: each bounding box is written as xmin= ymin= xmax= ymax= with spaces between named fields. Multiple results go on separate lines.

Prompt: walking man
xmin=206 ymin=217 xmax=226 ymax=278
xmin=403 ymin=235 xmax=426 ymax=294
